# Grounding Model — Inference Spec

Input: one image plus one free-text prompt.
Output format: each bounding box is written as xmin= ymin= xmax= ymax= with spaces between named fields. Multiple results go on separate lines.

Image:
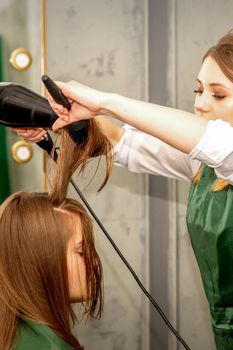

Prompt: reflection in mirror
xmin=0 ymin=0 xmax=44 ymax=199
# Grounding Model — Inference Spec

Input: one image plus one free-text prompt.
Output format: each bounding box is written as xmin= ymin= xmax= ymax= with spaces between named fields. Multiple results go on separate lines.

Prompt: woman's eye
xmin=211 ymin=93 xmax=225 ymax=100
xmin=193 ymin=89 xmax=203 ymax=95
xmin=194 ymin=89 xmax=225 ymax=100
xmin=74 ymin=247 xmax=83 ymax=256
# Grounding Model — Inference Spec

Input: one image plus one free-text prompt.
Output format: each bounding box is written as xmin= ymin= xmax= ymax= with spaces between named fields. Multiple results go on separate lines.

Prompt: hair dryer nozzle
xmin=0 ymin=83 xmax=58 ymax=128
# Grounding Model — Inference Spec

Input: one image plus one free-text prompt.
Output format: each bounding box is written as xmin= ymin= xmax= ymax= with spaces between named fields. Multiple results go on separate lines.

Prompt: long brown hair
xmin=0 ymin=192 xmax=103 ymax=350
xmin=203 ymin=30 xmax=233 ymax=83
xmin=194 ymin=30 xmax=233 ymax=191
xmin=49 ymin=118 xmax=113 ymax=204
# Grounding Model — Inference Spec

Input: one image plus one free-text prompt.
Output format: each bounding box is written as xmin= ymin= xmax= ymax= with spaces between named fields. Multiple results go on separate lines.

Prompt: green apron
xmin=13 ymin=318 xmax=73 ymax=349
xmin=187 ymin=165 xmax=233 ymax=349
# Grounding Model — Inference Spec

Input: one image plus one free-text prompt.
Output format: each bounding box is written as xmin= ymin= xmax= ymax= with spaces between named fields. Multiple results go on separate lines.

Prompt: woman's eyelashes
xmin=210 ymin=92 xmax=226 ymax=100
xmin=74 ymin=243 xmax=84 ymax=256
xmin=75 ymin=247 xmax=83 ymax=256
xmin=193 ymin=89 xmax=203 ymax=96
xmin=193 ymin=89 xmax=226 ymax=100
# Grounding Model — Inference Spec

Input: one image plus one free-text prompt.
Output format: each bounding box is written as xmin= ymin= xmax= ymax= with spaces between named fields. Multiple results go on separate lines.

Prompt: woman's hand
xmin=47 ymin=81 xmax=108 ymax=131
xmin=11 ymin=128 xmax=47 ymax=142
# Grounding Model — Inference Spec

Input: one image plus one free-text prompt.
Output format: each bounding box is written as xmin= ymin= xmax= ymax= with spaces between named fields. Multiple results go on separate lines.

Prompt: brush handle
xmin=41 ymin=75 xmax=88 ymax=144
xmin=41 ymin=75 xmax=71 ymax=110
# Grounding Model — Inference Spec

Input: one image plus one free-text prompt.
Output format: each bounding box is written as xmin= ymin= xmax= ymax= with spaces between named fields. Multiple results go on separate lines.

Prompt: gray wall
xmin=148 ymin=2 xmax=171 ymax=349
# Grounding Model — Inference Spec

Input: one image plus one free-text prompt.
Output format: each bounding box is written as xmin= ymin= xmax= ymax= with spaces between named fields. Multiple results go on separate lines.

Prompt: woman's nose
xmin=194 ymin=93 xmax=211 ymax=115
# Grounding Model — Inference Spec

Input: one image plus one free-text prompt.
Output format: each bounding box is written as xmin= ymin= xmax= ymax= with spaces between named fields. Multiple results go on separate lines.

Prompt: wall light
xmin=9 ymin=48 xmax=32 ymax=71
xmin=11 ymin=140 xmax=33 ymax=164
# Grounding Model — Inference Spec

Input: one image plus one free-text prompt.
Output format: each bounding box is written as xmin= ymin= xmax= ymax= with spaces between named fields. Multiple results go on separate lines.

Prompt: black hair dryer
xmin=0 ymin=83 xmax=88 ymax=154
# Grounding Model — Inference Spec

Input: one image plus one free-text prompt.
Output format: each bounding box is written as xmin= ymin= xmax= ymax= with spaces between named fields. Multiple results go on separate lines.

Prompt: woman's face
xmin=194 ymin=55 xmax=233 ymax=125
xmin=66 ymin=215 xmax=87 ymax=303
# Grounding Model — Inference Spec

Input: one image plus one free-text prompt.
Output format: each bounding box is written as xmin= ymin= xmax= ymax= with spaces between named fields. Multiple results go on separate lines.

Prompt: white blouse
xmin=114 ymin=119 xmax=233 ymax=185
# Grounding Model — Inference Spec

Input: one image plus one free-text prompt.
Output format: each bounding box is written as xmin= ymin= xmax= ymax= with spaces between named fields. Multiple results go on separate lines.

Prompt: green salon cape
xmin=187 ymin=165 xmax=233 ymax=349
xmin=13 ymin=318 xmax=73 ymax=349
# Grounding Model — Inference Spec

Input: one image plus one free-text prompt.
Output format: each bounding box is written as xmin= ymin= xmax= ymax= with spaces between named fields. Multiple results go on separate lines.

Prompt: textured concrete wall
xmin=45 ymin=1 xmax=149 ymax=349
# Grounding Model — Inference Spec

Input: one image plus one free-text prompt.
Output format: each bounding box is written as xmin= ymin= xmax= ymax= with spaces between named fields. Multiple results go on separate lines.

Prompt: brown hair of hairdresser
xmin=0 ymin=119 xmax=113 ymax=349
xmin=193 ymin=30 xmax=233 ymax=191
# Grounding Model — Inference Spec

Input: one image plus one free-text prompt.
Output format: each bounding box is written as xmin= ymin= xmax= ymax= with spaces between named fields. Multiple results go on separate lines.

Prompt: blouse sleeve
xmin=114 ymin=125 xmax=200 ymax=182
xmin=189 ymin=119 xmax=233 ymax=185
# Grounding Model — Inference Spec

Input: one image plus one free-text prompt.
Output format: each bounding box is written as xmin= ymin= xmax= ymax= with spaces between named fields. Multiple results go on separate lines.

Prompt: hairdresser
xmin=44 ymin=30 xmax=233 ymax=350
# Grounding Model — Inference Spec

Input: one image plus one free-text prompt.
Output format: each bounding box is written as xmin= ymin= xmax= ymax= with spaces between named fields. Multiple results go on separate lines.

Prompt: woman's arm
xmin=49 ymin=81 xmax=208 ymax=154
xmin=103 ymin=94 xmax=208 ymax=154
xmin=114 ymin=125 xmax=201 ymax=180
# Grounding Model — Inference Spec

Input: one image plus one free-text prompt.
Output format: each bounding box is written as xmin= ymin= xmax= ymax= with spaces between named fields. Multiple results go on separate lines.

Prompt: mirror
xmin=0 ymin=0 xmax=45 ymax=197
